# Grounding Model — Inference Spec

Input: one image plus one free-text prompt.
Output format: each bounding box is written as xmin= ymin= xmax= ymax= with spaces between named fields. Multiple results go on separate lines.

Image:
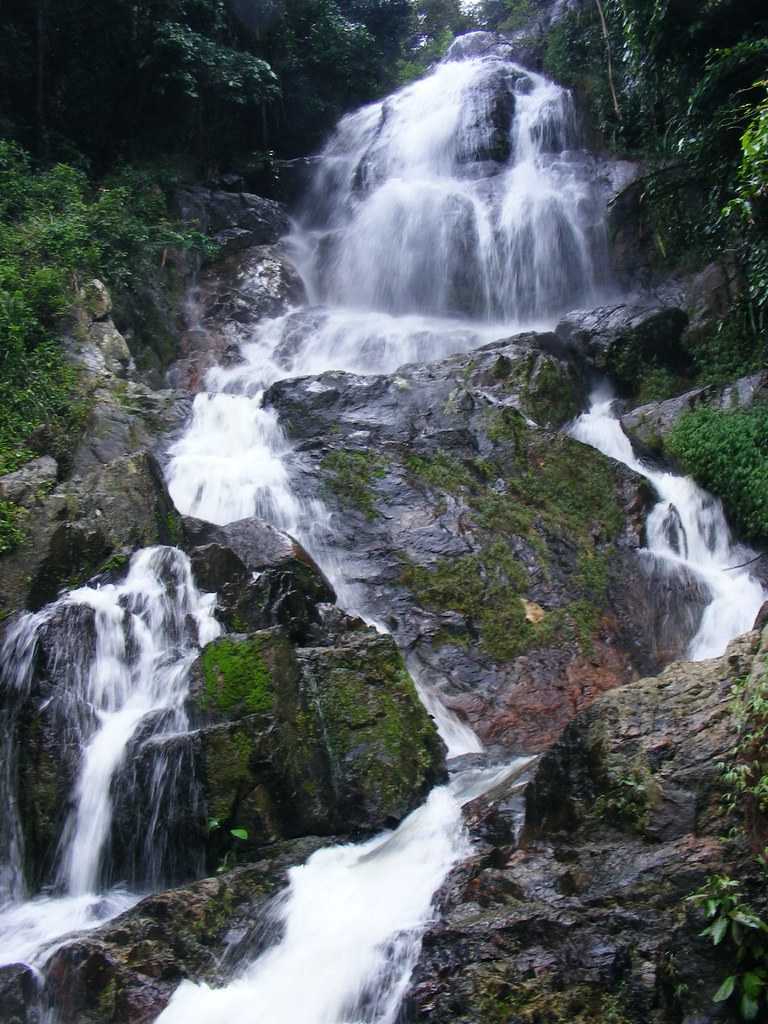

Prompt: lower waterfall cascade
xmin=1 ymin=32 xmax=767 ymax=1023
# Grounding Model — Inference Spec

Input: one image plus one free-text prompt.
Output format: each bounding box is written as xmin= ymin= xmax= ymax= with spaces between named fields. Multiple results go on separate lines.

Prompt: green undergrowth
xmin=666 ymin=405 xmax=768 ymax=543
xmin=199 ymin=636 xmax=274 ymax=716
xmin=0 ymin=141 xmax=210 ymax=539
xmin=321 ymin=449 xmax=388 ymax=520
xmin=0 ymin=500 xmax=26 ymax=555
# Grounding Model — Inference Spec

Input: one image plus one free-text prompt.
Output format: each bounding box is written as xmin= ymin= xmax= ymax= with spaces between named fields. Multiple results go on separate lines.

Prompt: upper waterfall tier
xmin=294 ymin=49 xmax=607 ymax=322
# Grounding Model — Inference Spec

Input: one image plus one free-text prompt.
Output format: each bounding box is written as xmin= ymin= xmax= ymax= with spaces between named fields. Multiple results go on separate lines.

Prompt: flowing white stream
xmin=1 ymin=33 xmax=762 ymax=1023
xmin=0 ymin=547 xmax=219 ymax=968
xmin=571 ymin=393 xmax=766 ymax=660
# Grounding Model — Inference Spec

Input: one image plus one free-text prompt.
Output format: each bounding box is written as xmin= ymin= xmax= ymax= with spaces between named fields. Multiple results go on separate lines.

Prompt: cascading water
xmin=1 ymin=33 xmax=763 ymax=1023
xmin=158 ymin=42 xmax=767 ymax=1024
xmin=0 ymin=547 xmax=219 ymax=968
xmin=571 ymin=393 xmax=766 ymax=660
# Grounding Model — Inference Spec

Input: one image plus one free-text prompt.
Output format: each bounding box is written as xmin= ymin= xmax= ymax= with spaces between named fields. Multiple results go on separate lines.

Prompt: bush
xmin=666 ymin=406 xmax=768 ymax=542
xmin=0 ymin=141 xmax=208 ymax=513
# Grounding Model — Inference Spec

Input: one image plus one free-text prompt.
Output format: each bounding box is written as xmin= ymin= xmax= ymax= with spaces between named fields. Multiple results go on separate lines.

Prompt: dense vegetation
xmin=527 ymin=0 xmax=768 ymax=369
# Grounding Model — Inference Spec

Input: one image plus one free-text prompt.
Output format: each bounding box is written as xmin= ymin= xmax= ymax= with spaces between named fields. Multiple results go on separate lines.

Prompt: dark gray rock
xmin=556 ymin=303 xmax=690 ymax=397
xmin=0 ymin=457 xmax=58 ymax=508
xmin=167 ymin=244 xmax=304 ymax=391
xmin=175 ymin=188 xmax=289 ymax=253
xmin=408 ymin=629 xmax=765 ymax=1024
xmin=182 ymin=515 xmax=335 ymax=641
xmin=0 ymin=963 xmax=42 ymax=1024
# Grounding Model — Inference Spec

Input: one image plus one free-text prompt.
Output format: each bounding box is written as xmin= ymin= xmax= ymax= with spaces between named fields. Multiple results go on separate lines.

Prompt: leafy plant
xmin=207 ymin=817 xmax=250 ymax=874
xmin=665 ymin=406 xmax=768 ymax=543
xmin=687 ymin=874 xmax=768 ymax=1020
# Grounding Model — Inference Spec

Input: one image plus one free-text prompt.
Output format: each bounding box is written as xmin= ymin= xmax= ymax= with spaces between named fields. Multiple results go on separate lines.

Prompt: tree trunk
xmin=36 ymin=0 xmax=48 ymax=155
xmin=594 ymin=0 xmax=622 ymax=122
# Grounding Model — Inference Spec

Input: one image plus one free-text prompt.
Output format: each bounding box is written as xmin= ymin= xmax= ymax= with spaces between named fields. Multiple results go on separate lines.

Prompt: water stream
xmin=0 ymin=35 xmax=764 ymax=1022
xmin=571 ymin=392 xmax=766 ymax=660
xmin=0 ymin=547 xmax=219 ymax=967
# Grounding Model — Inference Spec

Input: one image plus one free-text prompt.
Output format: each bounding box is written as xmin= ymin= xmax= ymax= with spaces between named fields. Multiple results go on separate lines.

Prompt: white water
xmin=157 ymin=760 xmax=529 ymax=1024
xmin=571 ymin=393 xmax=766 ymax=660
xmin=2 ymin=34 xmax=761 ymax=1023
xmin=0 ymin=547 xmax=219 ymax=968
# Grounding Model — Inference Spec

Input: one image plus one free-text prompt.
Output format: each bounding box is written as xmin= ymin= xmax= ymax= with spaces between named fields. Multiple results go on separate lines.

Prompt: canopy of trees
xmin=0 ymin=0 xmax=423 ymax=169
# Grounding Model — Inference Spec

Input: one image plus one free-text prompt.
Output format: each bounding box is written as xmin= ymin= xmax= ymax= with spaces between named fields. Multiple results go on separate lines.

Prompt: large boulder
xmin=260 ymin=333 xmax=673 ymax=755
xmin=182 ymin=515 xmax=334 ymax=641
xmin=556 ymin=304 xmax=690 ymax=399
xmin=187 ymin=625 xmax=446 ymax=865
xmin=175 ymin=188 xmax=289 ymax=257
xmin=408 ymin=628 xmax=765 ymax=1024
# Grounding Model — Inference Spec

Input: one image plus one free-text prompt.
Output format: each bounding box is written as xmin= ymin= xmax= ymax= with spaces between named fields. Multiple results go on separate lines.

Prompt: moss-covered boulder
xmin=296 ymin=631 xmax=446 ymax=829
xmin=188 ymin=625 xmax=445 ymax=866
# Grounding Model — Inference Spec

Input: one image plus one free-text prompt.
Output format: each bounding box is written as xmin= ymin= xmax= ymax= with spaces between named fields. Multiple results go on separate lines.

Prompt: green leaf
xmin=743 ymin=972 xmax=766 ymax=999
xmin=740 ymin=992 xmax=760 ymax=1020
xmin=230 ymin=827 xmax=249 ymax=841
xmin=714 ymin=975 xmax=736 ymax=1002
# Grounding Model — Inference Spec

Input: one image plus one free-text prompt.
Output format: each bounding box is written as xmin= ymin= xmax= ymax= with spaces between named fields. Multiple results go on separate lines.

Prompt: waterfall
xmin=1 ymin=31 xmax=764 ymax=1022
xmin=0 ymin=547 xmax=219 ymax=967
xmin=159 ymin=41 xmax=765 ymax=1024
xmin=571 ymin=394 xmax=766 ymax=660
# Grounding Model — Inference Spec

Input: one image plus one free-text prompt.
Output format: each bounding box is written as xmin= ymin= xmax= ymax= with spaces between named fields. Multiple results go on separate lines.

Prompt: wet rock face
xmin=408 ymin=630 xmax=766 ymax=1024
xmin=182 ymin=515 xmax=335 ymax=641
xmin=0 ymin=451 xmax=181 ymax=616
xmin=263 ymin=334 xmax=672 ymax=754
xmin=167 ymin=243 xmax=304 ymax=392
xmin=556 ymin=304 xmax=690 ymax=400
xmin=42 ymin=838 xmax=330 ymax=1024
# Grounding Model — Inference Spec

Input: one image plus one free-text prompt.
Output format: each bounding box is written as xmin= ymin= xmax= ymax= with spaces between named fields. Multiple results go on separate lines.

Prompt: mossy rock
xmin=297 ymin=632 xmax=446 ymax=828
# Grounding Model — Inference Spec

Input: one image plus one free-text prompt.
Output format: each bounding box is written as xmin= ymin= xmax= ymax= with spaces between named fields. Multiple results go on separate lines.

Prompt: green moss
xmin=474 ymin=972 xmax=634 ymax=1024
xmin=204 ymin=727 xmax=254 ymax=822
xmin=164 ymin=509 xmax=183 ymax=545
xmin=405 ymin=451 xmax=476 ymax=492
xmin=200 ymin=636 xmax=274 ymax=716
xmin=398 ymin=426 xmax=624 ymax=659
xmin=97 ymin=551 xmax=130 ymax=575
xmin=0 ymin=499 xmax=26 ymax=555
xmin=519 ymin=357 xmax=582 ymax=426
xmin=321 ymin=449 xmax=388 ymax=520
xmin=312 ymin=639 xmax=441 ymax=816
